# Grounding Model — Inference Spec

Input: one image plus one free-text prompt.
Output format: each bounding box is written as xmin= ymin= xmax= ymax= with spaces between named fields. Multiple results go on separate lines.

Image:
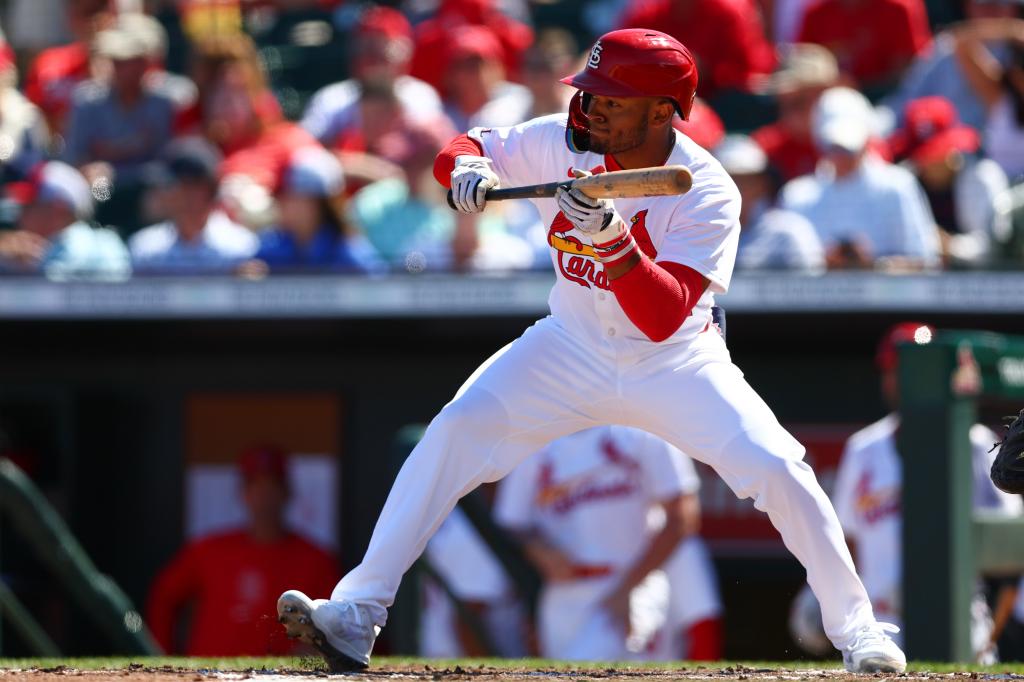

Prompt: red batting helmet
xmin=561 ymin=29 xmax=699 ymax=153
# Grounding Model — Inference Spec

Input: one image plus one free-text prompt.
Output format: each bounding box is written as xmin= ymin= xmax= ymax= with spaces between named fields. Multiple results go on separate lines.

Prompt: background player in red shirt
xmin=146 ymin=446 xmax=339 ymax=655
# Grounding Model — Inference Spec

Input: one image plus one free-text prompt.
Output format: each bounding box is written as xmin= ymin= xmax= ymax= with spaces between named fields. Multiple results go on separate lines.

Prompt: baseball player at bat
xmin=278 ymin=28 xmax=906 ymax=673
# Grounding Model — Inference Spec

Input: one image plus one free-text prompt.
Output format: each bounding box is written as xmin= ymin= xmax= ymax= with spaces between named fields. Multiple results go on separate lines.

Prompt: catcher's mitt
xmin=990 ymin=409 xmax=1024 ymax=494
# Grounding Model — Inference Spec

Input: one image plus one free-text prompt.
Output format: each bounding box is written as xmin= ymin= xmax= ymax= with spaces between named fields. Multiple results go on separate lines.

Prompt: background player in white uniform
xmin=278 ymin=29 xmax=905 ymax=674
xmin=830 ymin=322 xmax=1024 ymax=657
xmin=493 ymin=425 xmax=719 ymax=660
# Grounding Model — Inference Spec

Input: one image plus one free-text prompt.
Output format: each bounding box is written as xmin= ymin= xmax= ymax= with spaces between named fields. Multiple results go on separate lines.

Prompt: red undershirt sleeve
xmin=433 ymin=134 xmax=485 ymax=189
xmin=607 ymin=258 xmax=708 ymax=343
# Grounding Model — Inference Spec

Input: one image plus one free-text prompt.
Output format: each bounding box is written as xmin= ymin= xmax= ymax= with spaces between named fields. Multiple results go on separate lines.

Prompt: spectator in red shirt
xmin=617 ymin=0 xmax=776 ymax=97
xmin=752 ymin=43 xmax=840 ymax=183
xmin=187 ymin=35 xmax=319 ymax=225
xmin=410 ymin=0 xmax=534 ymax=93
xmin=796 ymin=0 xmax=932 ymax=95
xmin=146 ymin=446 xmax=339 ymax=656
xmin=23 ymin=0 xmax=112 ymax=133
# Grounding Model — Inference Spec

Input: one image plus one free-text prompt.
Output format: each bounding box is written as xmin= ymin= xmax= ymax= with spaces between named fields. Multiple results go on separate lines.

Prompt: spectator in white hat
xmin=779 ymin=87 xmax=941 ymax=270
xmin=247 ymin=148 xmax=381 ymax=273
xmin=63 ymin=22 xmax=176 ymax=185
xmin=714 ymin=135 xmax=825 ymax=272
xmin=0 ymin=161 xmax=130 ymax=280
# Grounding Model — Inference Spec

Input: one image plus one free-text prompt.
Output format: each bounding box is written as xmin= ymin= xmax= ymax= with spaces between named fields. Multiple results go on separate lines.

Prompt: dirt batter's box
xmin=899 ymin=329 xmax=1024 ymax=662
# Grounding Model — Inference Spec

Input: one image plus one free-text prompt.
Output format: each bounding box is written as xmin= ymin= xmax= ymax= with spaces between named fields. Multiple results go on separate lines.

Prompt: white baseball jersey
xmin=494 ymin=425 xmax=703 ymax=660
xmin=831 ymin=413 xmax=1024 ymax=622
xmin=468 ymin=114 xmax=740 ymax=353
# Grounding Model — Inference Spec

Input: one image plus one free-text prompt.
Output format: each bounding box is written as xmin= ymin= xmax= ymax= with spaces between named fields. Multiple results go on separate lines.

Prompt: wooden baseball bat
xmin=446 ymin=165 xmax=693 ymax=210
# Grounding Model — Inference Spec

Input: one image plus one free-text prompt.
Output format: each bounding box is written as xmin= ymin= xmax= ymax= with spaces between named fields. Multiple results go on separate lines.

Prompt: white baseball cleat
xmin=842 ymin=622 xmax=907 ymax=673
xmin=277 ymin=590 xmax=381 ymax=672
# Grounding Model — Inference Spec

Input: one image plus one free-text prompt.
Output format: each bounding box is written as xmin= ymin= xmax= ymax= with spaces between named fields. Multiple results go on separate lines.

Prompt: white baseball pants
xmin=331 ymin=316 xmax=876 ymax=650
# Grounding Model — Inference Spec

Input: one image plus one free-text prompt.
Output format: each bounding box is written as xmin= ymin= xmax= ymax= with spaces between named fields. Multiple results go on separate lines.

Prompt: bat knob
xmin=446 ymin=190 xmax=456 ymax=211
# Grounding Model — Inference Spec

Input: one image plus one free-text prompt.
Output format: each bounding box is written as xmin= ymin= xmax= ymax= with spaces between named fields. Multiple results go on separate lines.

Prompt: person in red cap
xmin=439 ymin=25 xmax=532 ymax=132
xmin=146 ymin=445 xmax=339 ymax=655
xmin=409 ymin=0 xmax=533 ymax=94
xmin=616 ymin=0 xmax=776 ymax=97
xmin=279 ymin=28 xmax=909 ymax=675
xmin=301 ymin=6 xmax=443 ymax=146
xmin=887 ymin=95 xmax=1010 ymax=266
xmin=796 ymin=0 xmax=932 ymax=95
xmin=831 ymin=323 xmax=1022 ymax=660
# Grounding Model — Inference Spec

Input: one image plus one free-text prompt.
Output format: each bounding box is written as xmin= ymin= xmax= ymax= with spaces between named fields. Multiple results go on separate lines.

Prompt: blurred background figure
xmin=147 ymin=445 xmax=339 ymax=655
xmin=888 ymin=96 xmax=1010 ymax=266
xmin=952 ymin=18 xmax=1024 ymax=183
xmin=779 ymin=87 xmax=940 ymax=270
xmin=494 ymin=425 xmax=717 ymax=661
xmin=616 ymin=0 xmax=776 ymax=98
xmin=520 ymin=28 xmax=577 ymax=120
xmin=0 ymin=160 xmax=129 ymax=280
xmin=354 ymin=125 xmax=532 ymax=272
xmin=21 ymin=0 xmax=112 ymax=134
xmin=410 ymin=0 xmax=534 ymax=93
xmin=329 ymin=79 xmax=455 ymax=193
xmin=0 ymin=41 xmax=50 ymax=185
xmin=752 ymin=43 xmax=840 ymax=184
xmin=883 ymin=0 xmax=1024 ymax=133
xmin=112 ymin=12 xmax=198 ymax=117
xmin=419 ymin=505 xmax=528 ymax=657
xmin=301 ymin=6 xmax=442 ymax=146
xmin=130 ymin=137 xmax=257 ymax=274
xmin=714 ymin=134 xmax=825 ymax=272
xmin=831 ymin=323 xmax=1023 ymax=658
xmin=189 ymin=34 xmax=320 ymax=218
xmin=439 ymin=25 xmax=532 ymax=131
xmin=244 ymin=147 xmax=379 ymax=274
xmin=62 ymin=18 xmax=178 ymax=233
xmin=795 ymin=0 xmax=932 ymax=97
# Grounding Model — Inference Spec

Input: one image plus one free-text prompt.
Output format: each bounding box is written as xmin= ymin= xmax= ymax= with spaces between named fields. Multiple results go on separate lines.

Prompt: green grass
xmin=1 ymin=657 xmax=1024 ymax=674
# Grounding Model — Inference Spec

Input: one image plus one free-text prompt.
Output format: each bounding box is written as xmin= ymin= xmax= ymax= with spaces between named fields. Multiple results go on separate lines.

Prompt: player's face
xmin=584 ymin=94 xmax=654 ymax=154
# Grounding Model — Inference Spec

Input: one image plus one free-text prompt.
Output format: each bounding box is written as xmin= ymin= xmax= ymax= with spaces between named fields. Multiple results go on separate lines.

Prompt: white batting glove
xmin=555 ymin=170 xmax=637 ymax=264
xmin=450 ymin=155 xmax=500 ymax=213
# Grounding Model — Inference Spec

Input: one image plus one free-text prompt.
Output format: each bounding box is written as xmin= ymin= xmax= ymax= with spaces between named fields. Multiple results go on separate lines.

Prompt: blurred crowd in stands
xmin=0 ymin=0 xmax=1023 ymax=278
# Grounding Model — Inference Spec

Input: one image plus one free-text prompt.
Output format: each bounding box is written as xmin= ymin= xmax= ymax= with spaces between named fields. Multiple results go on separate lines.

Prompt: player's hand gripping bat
xmin=446 ymin=165 xmax=693 ymax=210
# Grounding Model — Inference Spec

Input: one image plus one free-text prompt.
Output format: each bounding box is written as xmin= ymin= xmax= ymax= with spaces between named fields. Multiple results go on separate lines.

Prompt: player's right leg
xmin=619 ymin=336 xmax=905 ymax=673
xmin=278 ymin=317 xmax=612 ymax=670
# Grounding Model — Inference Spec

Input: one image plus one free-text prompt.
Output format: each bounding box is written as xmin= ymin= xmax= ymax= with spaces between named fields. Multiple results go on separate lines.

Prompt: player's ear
xmin=650 ymin=98 xmax=674 ymax=127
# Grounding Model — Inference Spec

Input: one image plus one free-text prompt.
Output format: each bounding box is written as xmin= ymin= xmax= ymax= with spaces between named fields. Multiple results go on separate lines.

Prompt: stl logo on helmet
xmin=587 ymin=41 xmax=603 ymax=69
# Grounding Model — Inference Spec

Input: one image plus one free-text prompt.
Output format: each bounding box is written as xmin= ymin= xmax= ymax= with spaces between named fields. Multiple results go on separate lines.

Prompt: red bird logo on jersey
xmin=548 ymin=197 xmax=658 ymax=290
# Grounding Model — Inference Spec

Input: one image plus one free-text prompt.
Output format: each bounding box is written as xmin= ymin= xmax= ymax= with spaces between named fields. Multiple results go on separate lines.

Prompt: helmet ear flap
xmin=565 ymin=90 xmax=592 ymax=153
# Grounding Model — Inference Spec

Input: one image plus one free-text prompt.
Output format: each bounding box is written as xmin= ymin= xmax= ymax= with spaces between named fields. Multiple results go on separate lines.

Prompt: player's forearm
xmin=605 ymin=256 xmax=708 ymax=342
xmin=614 ymin=516 xmax=688 ymax=594
xmin=433 ymin=134 xmax=485 ymax=189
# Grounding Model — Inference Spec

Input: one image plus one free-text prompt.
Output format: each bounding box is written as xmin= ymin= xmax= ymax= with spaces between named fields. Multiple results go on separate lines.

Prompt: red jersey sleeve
xmin=608 ymin=258 xmax=707 ymax=342
xmin=433 ymin=134 xmax=485 ymax=188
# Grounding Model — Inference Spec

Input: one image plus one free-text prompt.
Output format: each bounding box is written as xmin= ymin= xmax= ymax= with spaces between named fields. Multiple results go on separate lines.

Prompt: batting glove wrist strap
xmin=594 ymin=228 xmax=637 ymax=265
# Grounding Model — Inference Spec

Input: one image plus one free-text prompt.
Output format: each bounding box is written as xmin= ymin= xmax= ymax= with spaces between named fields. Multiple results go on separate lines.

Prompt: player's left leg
xmin=618 ymin=333 xmax=905 ymax=672
xmin=278 ymin=318 xmax=611 ymax=669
